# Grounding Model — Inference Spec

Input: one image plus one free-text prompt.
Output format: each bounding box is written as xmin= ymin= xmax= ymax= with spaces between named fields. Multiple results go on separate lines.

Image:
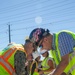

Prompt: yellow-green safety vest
xmin=41 ymin=56 xmax=51 ymax=74
xmin=51 ymin=30 xmax=75 ymax=75
xmin=0 ymin=44 xmax=25 ymax=75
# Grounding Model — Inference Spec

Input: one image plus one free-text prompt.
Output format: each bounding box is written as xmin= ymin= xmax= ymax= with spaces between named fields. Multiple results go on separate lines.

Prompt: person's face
xmin=24 ymin=42 xmax=35 ymax=55
xmin=38 ymin=35 xmax=52 ymax=50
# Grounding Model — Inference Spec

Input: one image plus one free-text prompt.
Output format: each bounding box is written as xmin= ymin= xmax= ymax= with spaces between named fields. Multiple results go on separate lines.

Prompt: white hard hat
xmin=32 ymin=51 xmax=40 ymax=60
xmin=40 ymin=49 xmax=47 ymax=54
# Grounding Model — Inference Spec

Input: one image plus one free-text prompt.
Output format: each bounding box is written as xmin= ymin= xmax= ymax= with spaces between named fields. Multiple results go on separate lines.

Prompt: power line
xmin=0 ymin=5 xmax=75 ymax=21
xmin=0 ymin=11 xmax=75 ymax=27
xmin=6 ymin=6 xmax=75 ymax=21
xmin=0 ymin=9 xmax=75 ymax=26
xmin=0 ymin=0 xmax=37 ymax=11
xmin=10 ymin=17 xmax=75 ymax=31
xmin=0 ymin=1 xmax=74 ymax=23
xmin=0 ymin=0 xmax=48 ymax=14
xmin=0 ymin=0 xmax=71 ymax=14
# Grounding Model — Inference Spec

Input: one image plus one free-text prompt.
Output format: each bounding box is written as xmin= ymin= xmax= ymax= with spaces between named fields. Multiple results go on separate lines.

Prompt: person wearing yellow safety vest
xmin=29 ymin=28 xmax=75 ymax=75
xmin=39 ymin=49 xmax=55 ymax=75
xmin=0 ymin=39 xmax=35 ymax=75
xmin=30 ymin=51 xmax=41 ymax=75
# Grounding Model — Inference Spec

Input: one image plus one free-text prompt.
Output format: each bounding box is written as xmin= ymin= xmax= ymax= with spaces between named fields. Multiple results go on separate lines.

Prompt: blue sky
xmin=0 ymin=0 xmax=75 ymax=51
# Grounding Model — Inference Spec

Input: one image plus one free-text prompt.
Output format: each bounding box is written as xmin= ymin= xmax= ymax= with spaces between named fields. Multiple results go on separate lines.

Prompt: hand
xmin=25 ymin=61 xmax=28 ymax=67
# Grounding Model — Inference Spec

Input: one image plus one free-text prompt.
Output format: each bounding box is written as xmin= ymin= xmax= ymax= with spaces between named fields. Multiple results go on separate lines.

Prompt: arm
xmin=52 ymin=53 xmax=69 ymax=75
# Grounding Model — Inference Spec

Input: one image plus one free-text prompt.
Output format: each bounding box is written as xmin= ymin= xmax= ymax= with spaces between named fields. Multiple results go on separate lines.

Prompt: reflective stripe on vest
xmin=0 ymin=56 xmax=15 ymax=75
xmin=0 ymin=46 xmax=16 ymax=75
xmin=0 ymin=44 xmax=25 ymax=75
xmin=3 ymin=45 xmax=25 ymax=60
xmin=3 ymin=47 xmax=16 ymax=60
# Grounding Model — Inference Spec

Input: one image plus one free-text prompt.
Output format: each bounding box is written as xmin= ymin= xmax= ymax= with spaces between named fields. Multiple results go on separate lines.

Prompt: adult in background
xmin=39 ymin=49 xmax=55 ymax=75
xmin=0 ymin=39 xmax=35 ymax=75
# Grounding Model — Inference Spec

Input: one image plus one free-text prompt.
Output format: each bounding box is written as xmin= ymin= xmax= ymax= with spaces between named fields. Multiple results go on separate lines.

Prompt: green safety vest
xmin=0 ymin=44 xmax=25 ymax=75
xmin=33 ymin=72 xmax=39 ymax=75
xmin=41 ymin=56 xmax=51 ymax=74
xmin=51 ymin=30 xmax=75 ymax=75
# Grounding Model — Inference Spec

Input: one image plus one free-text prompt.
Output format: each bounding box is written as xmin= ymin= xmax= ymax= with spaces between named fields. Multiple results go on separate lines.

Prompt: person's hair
xmin=25 ymin=39 xmax=31 ymax=44
xmin=24 ymin=39 xmax=36 ymax=52
xmin=23 ymin=39 xmax=31 ymax=50
xmin=24 ymin=39 xmax=33 ymax=46
xmin=29 ymin=28 xmax=50 ymax=46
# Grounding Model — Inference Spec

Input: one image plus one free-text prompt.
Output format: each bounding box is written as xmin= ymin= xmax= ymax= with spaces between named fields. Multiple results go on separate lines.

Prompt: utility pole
xmin=8 ymin=24 xmax=11 ymax=43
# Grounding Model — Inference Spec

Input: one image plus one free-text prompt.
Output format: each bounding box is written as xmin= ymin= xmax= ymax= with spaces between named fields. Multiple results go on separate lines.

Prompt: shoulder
xmin=58 ymin=31 xmax=70 ymax=36
xmin=58 ymin=31 xmax=73 ymax=40
xmin=58 ymin=30 xmax=75 ymax=37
